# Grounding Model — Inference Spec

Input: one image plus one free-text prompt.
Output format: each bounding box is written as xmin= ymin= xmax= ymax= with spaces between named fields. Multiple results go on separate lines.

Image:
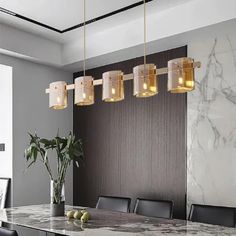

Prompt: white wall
xmin=187 ymin=22 xmax=236 ymax=211
xmin=0 ymin=54 xmax=73 ymax=207
xmin=0 ymin=64 xmax=12 ymax=179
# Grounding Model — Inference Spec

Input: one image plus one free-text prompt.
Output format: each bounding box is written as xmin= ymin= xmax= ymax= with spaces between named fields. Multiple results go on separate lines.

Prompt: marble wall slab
xmin=187 ymin=32 xmax=236 ymax=212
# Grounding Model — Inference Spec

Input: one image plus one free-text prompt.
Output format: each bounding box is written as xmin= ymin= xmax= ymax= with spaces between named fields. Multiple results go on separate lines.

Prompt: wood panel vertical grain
xmin=73 ymin=46 xmax=187 ymax=219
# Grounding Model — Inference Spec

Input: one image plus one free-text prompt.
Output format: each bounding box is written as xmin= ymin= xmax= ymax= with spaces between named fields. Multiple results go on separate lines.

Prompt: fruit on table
xmin=67 ymin=209 xmax=91 ymax=223
xmin=74 ymin=210 xmax=83 ymax=219
xmin=81 ymin=212 xmax=90 ymax=223
xmin=66 ymin=210 xmax=75 ymax=219
xmin=84 ymin=211 xmax=91 ymax=219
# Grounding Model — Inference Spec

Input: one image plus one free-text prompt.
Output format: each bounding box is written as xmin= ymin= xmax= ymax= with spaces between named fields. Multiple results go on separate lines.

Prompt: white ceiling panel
xmin=0 ymin=0 xmax=139 ymax=30
xmin=0 ymin=0 xmax=191 ymax=43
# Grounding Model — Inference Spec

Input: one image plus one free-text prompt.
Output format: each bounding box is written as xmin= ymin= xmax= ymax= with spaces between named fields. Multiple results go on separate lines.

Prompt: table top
xmin=0 ymin=204 xmax=236 ymax=236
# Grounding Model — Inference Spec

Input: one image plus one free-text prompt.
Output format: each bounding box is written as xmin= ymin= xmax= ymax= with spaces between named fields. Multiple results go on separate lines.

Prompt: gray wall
xmin=0 ymin=54 xmax=73 ymax=207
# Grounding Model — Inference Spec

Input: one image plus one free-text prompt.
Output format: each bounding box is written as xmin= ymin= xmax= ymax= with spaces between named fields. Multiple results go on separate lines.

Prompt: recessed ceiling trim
xmin=61 ymin=0 xmax=153 ymax=33
xmin=0 ymin=7 xmax=61 ymax=33
xmin=0 ymin=0 xmax=154 ymax=34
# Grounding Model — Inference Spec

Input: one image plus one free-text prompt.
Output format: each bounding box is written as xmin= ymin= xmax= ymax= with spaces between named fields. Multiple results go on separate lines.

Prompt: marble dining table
xmin=0 ymin=204 xmax=236 ymax=236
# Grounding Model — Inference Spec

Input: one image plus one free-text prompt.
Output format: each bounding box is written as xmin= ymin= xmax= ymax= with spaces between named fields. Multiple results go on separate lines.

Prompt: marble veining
xmin=187 ymin=35 xmax=236 ymax=211
xmin=1 ymin=205 xmax=236 ymax=235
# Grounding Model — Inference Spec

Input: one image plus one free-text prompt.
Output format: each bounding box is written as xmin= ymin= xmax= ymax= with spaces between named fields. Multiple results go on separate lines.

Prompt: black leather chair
xmin=189 ymin=204 xmax=236 ymax=227
xmin=134 ymin=198 xmax=173 ymax=219
xmin=96 ymin=196 xmax=131 ymax=213
xmin=0 ymin=227 xmax=18 ymax=236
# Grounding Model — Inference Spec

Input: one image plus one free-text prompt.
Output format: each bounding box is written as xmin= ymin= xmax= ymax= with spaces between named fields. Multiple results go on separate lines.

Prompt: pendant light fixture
xmin=167 ymin=57 xmax=195 ymax=93
xmin=133 ymin=64 xmax=157 ymax=97
xmin=45 ymin=1 xmax=201 ymax=108
xmin=49 ymin=81 xmax=68 ymax=109
xmin=74 ymin=76 xmax=94 ymax=105
xmin=133 ymin=0 xmax=158 ymax=98
xmin=74 ymin=0 xmax=94 ymax=106
xmin=102 ymin=70 xmax=124 ymax=102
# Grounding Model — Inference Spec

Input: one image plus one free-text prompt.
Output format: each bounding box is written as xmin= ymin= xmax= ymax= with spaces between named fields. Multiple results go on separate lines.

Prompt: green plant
xmin=25 ymin=131 xmax=83 ymax=204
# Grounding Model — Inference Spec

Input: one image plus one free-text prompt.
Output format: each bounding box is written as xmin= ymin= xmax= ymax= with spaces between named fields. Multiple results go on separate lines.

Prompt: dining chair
xmin=134 ymin=198 xmax=174 ymax=219
xmin=189 ymin=204 xmax=236 ymax=227
xmin=0 ymin=227 xmax=18 ymax=236
xmin=96 ymin=196 xmax=131 ymax=213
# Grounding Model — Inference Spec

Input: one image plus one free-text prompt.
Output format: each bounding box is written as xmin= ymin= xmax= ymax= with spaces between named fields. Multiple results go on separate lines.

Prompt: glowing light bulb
xmin=150 ymin=86 xmax=157 ymax=93
xmin=178 ymin=77 xmax=184 ymax=85
xmin=82 ymin=93 xmax=86 ymax=99
xmin=56 ymin=97 xmax=61 ymax=103
xmin=111 ymin=88 xmax=116 ymax=94
xmin=185 ymin=80 xmax=194 ymax=87
xmin=143 ymin=83 xmax=148 ymax=90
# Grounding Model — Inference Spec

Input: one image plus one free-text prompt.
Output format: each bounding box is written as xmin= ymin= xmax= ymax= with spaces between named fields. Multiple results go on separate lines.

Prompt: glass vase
xmin=50 ymin=180 xmax=65 ymax=217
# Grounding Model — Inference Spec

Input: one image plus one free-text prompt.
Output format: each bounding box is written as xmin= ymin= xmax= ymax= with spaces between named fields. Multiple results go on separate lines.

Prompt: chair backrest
xmin=189 ymin=204 xmax=236 ymax=227
xmin=0 ymin=228 xmax=18 ymax=236
xmin=96 ymin=196 xmax=131 ymax=213
xmin=134 ymin=198 xmax=173 ymax=219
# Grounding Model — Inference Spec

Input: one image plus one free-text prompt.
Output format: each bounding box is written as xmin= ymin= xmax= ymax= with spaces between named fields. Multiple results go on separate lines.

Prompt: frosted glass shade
xmin=74 ymin=76 xmax=94 ymax=106
xmin=133 ymin=64 xmax=158 ymax=97
xmin=102 ymin=71 xmax=124 ymax=102
xmin=168 ymin=57 xmax=195 ymax=93
xmin=49 ymin=81 xmax=67 ymax=109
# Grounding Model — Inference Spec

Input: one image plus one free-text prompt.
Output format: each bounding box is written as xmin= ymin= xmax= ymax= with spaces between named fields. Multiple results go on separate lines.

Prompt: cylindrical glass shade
xmin=133 ymin=64 xmax=158 ymax=97
xmin=49 ymin=81 xmax=67 ymax=109
xmin=102 ymin=70 xmax=124 ymax=102
xmin=74 ymin=76 xmax=94 ymax=106
xmin=168 ymin=57 xmax=195 ymax=93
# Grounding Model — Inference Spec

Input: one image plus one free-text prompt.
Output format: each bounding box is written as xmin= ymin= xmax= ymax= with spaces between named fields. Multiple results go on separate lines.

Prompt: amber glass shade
xmin=74 ymin=76 xmax=94 ymax=106
xmin=102 ymin=71 xmax=124 ymax=102
xmin=168 ymin=57 xmax=195 ymax=93
xmin=49 ymin=81 xmax=67 ymax=109
xmin=133 ymin=64 xmax=158 ymax=97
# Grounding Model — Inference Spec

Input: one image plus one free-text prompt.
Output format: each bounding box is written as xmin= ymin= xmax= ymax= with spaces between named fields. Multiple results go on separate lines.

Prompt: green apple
xmin=66 ymin=210 xmax=75 ymax=219
xmin=81 ymin=212 xmax=90 ymax=223
xmin=74 ymin=210 xmax=83 ymax=219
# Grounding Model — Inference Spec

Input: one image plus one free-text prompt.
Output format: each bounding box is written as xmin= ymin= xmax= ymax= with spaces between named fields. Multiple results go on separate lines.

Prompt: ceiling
xmin=0 ymin=0 xmax=140 ymax=30
xmin=0 ymin=0 xmax=191 ymax=43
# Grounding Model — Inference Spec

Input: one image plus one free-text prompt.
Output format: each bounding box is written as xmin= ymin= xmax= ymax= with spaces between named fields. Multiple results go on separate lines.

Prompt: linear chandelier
xmin=46 ymin=0 xmax=201 ymax=109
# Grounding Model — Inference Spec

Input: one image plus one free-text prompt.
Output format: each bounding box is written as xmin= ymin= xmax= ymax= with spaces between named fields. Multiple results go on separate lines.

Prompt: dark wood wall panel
xmin=73 ymin=46 xmax=187 ymax=219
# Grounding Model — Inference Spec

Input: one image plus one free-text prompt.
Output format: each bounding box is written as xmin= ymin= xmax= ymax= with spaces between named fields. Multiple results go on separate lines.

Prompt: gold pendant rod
xmin=83 ymin=0 xmax=86 ymax=77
